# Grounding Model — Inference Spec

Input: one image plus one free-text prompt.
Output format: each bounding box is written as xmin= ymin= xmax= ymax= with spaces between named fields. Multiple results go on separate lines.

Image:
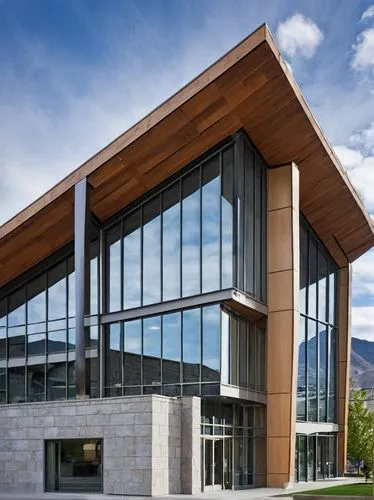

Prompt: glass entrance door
xmin=202 ymin=438 xmax=229 ymax=491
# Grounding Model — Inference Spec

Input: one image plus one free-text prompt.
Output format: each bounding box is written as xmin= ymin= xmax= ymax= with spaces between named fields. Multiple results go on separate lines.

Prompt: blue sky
xmin=1 ymin=0 xmax=374 ymax=341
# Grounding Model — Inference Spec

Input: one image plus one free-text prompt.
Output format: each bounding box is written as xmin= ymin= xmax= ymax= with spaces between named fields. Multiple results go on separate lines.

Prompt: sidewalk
xmin=0 ymin=478 xmax=363 ymax=500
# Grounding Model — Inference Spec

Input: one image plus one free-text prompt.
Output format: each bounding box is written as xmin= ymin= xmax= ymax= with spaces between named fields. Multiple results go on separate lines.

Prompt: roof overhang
xmin=0 ymin=24 xmax=373 ymax=289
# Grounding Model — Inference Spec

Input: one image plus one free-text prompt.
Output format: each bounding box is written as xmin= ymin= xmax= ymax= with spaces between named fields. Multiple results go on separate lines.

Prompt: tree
xmin=361 ymin=410 xmax=374 ymax=496
xmin=347 ymin=390 xmax=372 ymax=475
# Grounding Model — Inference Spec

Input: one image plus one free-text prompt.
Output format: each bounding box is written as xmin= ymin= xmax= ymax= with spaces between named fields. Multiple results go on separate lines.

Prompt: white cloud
xmin=361 ymin=5 xmax=374 ymax=21
xmin=353 ymin=249 xmax=374 ymax=298
xmin=334 ymin=145 xmax=363 ymax=170
xmin=276 ymin=13 xmax=324 ymax=59
xmin=350 ymin=121 xmax=374 ymax=154
xmin=335 ymin=128 xmax=374 ymax=211
xmin=352 ymin=305 xmax=374 ymax=341
xmin=352 ymin=28 xmax=374 ymax=70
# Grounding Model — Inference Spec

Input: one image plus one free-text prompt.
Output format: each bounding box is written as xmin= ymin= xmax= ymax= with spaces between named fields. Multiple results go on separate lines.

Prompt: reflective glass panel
xmin=182 ymin=308 xmax=200 ymax=382
xmin=9 ymin=366 xmax=25 ymax=403
xmin=47 ymin=361 xmax=66 ymax=400
xmin=107 ymin=224 xmax=121 ymax=312
xmin=0 ymin=300 xmax=6 ymax=360
xmin=124 ymin=320 xmax=141 ymax=386
xmin=254 ymin=158 xmax=263 ymax=299
xmin=143 ymin=316 xmax=161 ymax=385
xmin=0 ymin=299 xmax=5 ymax=328
xmin=67 ymin=256 xmax=75 ymax=318
xmin=202 ymin=305 xmax=220 ymax=381
xmin=123 ymin=210 xmax=141 ymax=309
xmin=300 ymin=225 xmax=308 ymax=315
xmin=182 ymin=169 xmax=200 ymax=297
xmin=0 ymin=367 xmax=5 ymax=403
xmin=8 ymin=328 xmax=25 ymax=358
xmin=8 ymin=288 xmax=25 ymax=326
xmin=48 ymin=262 xmax=67 ymax=321
xmin=328 ymin=327 xmax=337 ymax=422
xmin=105 ymin=323 xmax=121 ymax=392
xmin=221 ymin=309 xmax=229 ymax=384
xmin=237 ymin=149 xmax=244 ymax=291
xmin=244 ymin=145 xmax=254 ymax=295
xmin=27 ymin=363 xmax=45 ymax=402
xmin=297 ymin=316 xmax=306 ymax=420
xmin=319 ymin=323 xmax=327 ymax=422
xmin=255 ymin=325 xmax=266 ymax=391
xmin=48 ymin=330 xmax=67 ymax=354
xmin=162 ymin=184 xmax=181 ymax=301
xmin=143 ymin=197 xmax=161 ymax=306
xmin=68 ymin=361 xmax=76 ymax=399
xmin=221 ymin=148 xmax=234 ymax=288
xmin=28 ymin=333 xmax=46 ymax=357
xmin=202 ymin=156 xmax=220 ymax=293
xmin=307 ymin=319 xmax=317 ymax=421
xmin=230 ymin=315 xmax=238 ymax=386
xmin=308 ymin=241 xmax=317 ymax=319
xmin=239 ymin=319 xmax=247 ymax=388
xmin=162 ymin=312 xmax=181 ymax=384
xmin=90 ymin=241 xmax=99 ymax=315
xmin=329 ymin=270 xmax=336 ymax=325
xmin=318 ymin=255 xmax=328 ymax=322
xmin=27 ymin=275 xmax=46 ymax=324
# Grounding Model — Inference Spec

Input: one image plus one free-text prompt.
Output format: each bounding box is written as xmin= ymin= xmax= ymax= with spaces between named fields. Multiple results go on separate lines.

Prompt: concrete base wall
xmin=0 ymin=394 xmax=200 ymax=495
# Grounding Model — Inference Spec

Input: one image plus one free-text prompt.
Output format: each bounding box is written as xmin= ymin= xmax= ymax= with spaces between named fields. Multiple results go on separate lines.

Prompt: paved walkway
xmin=0 ymin=477 xmax=362 ymax=500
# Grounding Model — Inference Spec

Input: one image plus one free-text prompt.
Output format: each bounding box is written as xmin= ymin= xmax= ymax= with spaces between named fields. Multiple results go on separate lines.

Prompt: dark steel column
xmin=75 ymin=178 xmax=91 ymax=399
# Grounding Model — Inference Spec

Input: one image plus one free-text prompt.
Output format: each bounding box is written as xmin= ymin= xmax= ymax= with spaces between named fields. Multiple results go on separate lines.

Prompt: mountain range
xmin=298 ymin=333 xmax=374 ymax=390
xmin=350 ymin=337 xmax=374 ymax=389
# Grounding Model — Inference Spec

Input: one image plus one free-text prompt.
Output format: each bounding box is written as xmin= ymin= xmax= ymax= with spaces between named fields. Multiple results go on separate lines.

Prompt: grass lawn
xmin=277 ymin=483 xmax=374 ymax=496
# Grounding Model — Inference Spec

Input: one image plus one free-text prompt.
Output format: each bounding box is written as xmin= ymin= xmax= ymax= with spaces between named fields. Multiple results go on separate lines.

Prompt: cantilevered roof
xmin=0 ymin=23 xmax=373 ymax=288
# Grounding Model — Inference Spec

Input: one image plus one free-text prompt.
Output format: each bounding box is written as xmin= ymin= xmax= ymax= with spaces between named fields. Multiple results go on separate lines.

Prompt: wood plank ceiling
xmin=0 ymin=24 xmax=373 ymax=289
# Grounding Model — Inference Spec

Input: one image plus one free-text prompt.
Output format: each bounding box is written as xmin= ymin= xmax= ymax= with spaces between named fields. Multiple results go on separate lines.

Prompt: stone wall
xmin=0 ymin=394 xmax=196 ymax=495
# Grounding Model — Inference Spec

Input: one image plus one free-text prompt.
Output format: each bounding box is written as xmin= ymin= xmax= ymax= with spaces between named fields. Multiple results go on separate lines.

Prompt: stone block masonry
xmin=0 ymin=394 xmax=200 ymax=495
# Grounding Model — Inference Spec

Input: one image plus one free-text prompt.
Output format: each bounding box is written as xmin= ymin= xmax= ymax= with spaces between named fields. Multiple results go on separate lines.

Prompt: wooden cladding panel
xmin=0 ymin=191 xmax=73 ymax=287
xmin=92 ymin=113 xmax=241 ymax=222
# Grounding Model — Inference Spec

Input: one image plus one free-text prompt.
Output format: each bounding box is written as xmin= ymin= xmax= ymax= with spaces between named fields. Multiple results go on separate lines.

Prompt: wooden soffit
xmin=0 ymin=24 xmax=373 ymax=288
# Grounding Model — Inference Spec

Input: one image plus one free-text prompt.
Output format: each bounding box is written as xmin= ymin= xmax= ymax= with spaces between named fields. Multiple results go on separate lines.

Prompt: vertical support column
xmin=75 ymin=178 xmax=91 ymax=399
xmin=181 ymin=396 xmax=201 ymax=493
xmin=267 ymin=163 xmax=299 ymax=488
xmin=337 ymin=265 xmax=351 ymax=475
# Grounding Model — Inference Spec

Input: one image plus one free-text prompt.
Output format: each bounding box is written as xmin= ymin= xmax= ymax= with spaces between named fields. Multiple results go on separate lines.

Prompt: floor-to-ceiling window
xmin=298 ymin=217 xmax=338 ymax=423
xmin=0 ymin=243 xmax=99 ymax=404
xmin=104 ymin=305 xmax=266 ymax=398
xmin=104 ymin=135 xmax=267 ymax=312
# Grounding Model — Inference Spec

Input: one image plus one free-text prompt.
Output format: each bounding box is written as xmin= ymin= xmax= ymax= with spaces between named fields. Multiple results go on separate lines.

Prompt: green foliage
xmin=348 ymin=390 xmax=374 ymax=478
xmin=279 ymin=483 xmax=373 ymax=496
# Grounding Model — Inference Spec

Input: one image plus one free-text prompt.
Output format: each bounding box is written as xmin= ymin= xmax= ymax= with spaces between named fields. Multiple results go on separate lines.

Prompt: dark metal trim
xmin=74 ymin=178 xmax=91 ymax=398
xmin=101 ymin=289 xmax=234 ymax=324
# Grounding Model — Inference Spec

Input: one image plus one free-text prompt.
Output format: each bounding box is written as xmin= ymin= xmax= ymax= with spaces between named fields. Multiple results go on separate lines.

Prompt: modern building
xmin=0 ymin=24 xmax=373 ymax=495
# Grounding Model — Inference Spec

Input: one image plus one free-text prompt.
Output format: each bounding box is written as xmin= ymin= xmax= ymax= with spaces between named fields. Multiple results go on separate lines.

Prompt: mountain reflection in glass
xmin=297 ymin=216 xmax=338 ymax=423
xmin=0 ymin=243 xmax=99 ymax=404
xmin=104 ymin=304 xmax=265 ymax=397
